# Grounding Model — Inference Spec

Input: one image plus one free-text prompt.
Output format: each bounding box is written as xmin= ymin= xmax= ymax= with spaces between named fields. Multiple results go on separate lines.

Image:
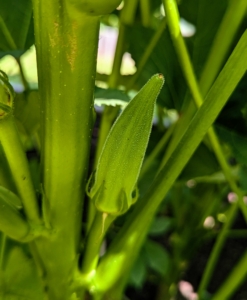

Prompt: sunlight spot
xmin=186 ymin=179 xmax=196 ymax=188
xmin=179 ymin=280 xmax=198 ymax=300
xmin=227 ymin=192 xmax=238 ymax=203
xmin=203 ymin=216 xmax=215 ymax=229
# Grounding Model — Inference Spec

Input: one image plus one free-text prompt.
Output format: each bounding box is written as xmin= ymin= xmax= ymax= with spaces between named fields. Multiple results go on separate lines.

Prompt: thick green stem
xmin=32 ymin=0 xmax=100 ymax=298
xmin=93 ymin=31 xmax=247 ymax=292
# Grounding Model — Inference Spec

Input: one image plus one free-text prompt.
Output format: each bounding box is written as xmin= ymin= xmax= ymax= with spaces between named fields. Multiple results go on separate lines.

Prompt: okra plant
xmin=0 ymin=0 xmax=247 ymax=299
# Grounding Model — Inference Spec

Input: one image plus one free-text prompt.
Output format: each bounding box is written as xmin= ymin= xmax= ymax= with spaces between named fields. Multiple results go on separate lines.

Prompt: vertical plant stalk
xmin=211 ymin=250 xmax=247 ymax=300
xmin=126 ymin=18 xmax=167 ymax=91
xmin=31 ymin=1 xmax=100 ymax=298
xmin=199 ymin=0 xmax=247 ymax=95
xmin=162 ymin=0 xmax=247 ymax=218
xmin=140 ymin=0 xmax=151 ymax=27
xmin=93 ymin=31 xmax=247 ymax=293
xmin=0 ymin=234 xmax=6 ymax=271
xmin=161 ymin=0 xmax=247 ymax=166
xmin=198 ymin=202 xmax=238 ymax=298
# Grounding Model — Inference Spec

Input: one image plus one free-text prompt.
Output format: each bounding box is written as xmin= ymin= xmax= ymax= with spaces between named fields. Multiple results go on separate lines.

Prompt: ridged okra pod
xmin=87 ymin=74 xmax=164 ymax=216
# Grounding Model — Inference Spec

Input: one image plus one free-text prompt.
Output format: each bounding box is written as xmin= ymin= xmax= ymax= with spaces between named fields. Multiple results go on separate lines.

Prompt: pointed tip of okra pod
xmin=87 ymin=73 xmax=165 ymax=216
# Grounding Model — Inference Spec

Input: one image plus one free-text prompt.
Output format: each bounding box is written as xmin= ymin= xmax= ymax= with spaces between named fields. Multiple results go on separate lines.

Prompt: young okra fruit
xmin=87 ymin=74 xmax=164 ymax=216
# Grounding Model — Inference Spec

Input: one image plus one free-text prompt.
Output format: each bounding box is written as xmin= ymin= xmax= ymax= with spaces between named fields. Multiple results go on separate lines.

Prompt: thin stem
xmin=126 ymin=19 xmax=166 ymax=91
xmin=211 ymin=250 xmax=247 ymax=300
xmin=140 ymin=122 xmax=175 ymax=179
xmin=0 ymin=116 xmax=41 ymax=224
xmin=0 ymin=234 xmax=6 ymax=271
xmin=81 ymin=212 xmax=114 ymax=279
xmin=199 ymin=0 xmax=247 ymax=95
xmin=15 ymin=58 xmax=30 ymax=91
xmin=140 ymin=0 xmax=151 ymax=27
xmin=108 ymin=24 xmax=126 ymax=89
xmin=0 ymin=15 xmax=17 ymax=49
xmin=198 ymin=202 xmax=238 ymax=297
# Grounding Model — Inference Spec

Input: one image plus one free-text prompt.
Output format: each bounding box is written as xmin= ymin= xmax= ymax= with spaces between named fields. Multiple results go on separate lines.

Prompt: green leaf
xmin=149 ymin=217 xmax=173 ymax=236
xmin=128 ymin=253 xmax=147 ymax=289
xmin=0 ymin=0 xmax=34 ymax=58
xmin=14 ymin=90 xmax=40 ymax=136
xmin=144 ymin=240 xmax=170 ymax=277
xmin=216 ymin=125 xmax=247 ymax=165
xmin=179 ymin=143 xmax=219 ymax=180
xmin=94 ymin=87 xmax=130 ymax=108
xmin=179 ymin=0 xmax=228 ymax=77
xmin=0 ymin=247 xmax=44 ymax=299
xmin=126 ymin=24 xmax=186 ymax=109
xmin=95 ymin=86 xmax=130 ymax=102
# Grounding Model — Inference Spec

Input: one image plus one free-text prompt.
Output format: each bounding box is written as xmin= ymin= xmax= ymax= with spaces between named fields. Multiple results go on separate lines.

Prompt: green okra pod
xmin=87 ymin=74 xmax=164 ymax=216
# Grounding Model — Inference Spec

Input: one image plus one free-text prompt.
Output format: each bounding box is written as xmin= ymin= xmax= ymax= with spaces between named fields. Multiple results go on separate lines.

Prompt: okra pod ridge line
xmin=87 ymin=74 xmax=164 ymax=216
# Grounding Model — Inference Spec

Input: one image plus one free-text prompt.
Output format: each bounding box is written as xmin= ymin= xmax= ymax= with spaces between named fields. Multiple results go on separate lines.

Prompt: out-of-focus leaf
xmin=0 ymin=247 xmax=44 ymax=299
xmin=179 ymin=143 xmax=219 ymax=180
xmin=14 ymin=90 xmax=40 ymax=136
xmin=95 ymin=86 xmax=130 ymax=102
xmin=149 ymin=217 xmax=173 ymax=236
xmin=179 ymin=0 xmax=228 ymax=77
xmin=126 ymin=24 xmax=187 ymax=110
xmin=128 ymin=252 xmax=147 ymax=289
xmin=0 ymin=0 xmax=34 ymax=58
xmin=216 ymin=125 xmax=247 ymax=165
xmin=144 ymin=240 xmax=170 ymax=277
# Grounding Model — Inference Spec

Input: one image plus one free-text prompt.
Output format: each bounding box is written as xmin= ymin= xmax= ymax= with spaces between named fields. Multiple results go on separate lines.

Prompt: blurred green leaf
xmin=216 ymin=125 xmax=247 ymax=165
xmin=95 ymin=86 xmax=130 ymax=102
xmin=126 ymin=24 xmax=187 ymax=110
xmin=0 ymin=0 xmax=34 ymax=58
xmin=179 ymin=0 xmax=228 ymax=77
xmin=149 ymin=217 xmax=173 ymax=236
xmin=128 ymin=253 xmax=147 ymax=289
xmin=144 ymin=240 xmax=170 ymax=277
xmin=14 ymin=90 xmax=40 ymax=136
xmin=0 ymin=247 xmax=44 ymax=299
xmin=179 ymin=143 xmax=219 ymax=180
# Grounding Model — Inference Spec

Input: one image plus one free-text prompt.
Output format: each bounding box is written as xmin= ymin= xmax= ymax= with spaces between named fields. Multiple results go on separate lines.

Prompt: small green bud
xmin=0 ymin=71 xmax=14 ymax=119
xmin=87 ymin=74 xmax=164 ymax=216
